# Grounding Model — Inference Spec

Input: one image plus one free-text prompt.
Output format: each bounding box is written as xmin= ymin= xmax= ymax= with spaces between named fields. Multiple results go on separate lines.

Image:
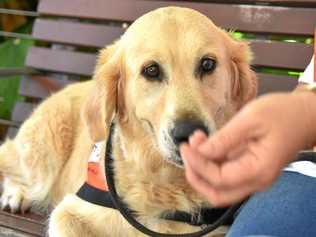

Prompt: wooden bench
xmin=0 ymin=0 xmax=315 ymax=236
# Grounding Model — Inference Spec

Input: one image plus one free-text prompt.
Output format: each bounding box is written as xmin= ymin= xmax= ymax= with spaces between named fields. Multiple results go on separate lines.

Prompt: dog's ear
xmin=82 ymin=42 xmax=122 ymax=142
xmin=230 ymin=39 xmax=258 ymax=109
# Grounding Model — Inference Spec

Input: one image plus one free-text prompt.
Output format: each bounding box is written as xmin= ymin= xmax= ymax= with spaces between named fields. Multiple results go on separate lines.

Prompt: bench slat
xmin=25 ymin=41 xmax=312 ymax=76
xmin=7 ymin=127 xmax=19 ymax=139
xmin=33 ymin=19 xmax=124 ymax=48
xmin=251 ymin=41 xmax=313 ymax=70
xmin=157 ymin=0 xmax=316 ymax=6
xmin=19 ymin=76 xmax=73 ymax=99
xmin=158 ymin=0 xmax=316 ymax=7
xmin=38 ymin=0 xmax=316 ymax=36
xmin=25 ymin=47 xmax=96 ymax=76
xmin=0 ymin=210 xmax=46 ymax=237
xmin=0 ymin=119 xmax=19 ymax=127
xmin=257 ymin=73 xmax=298 ymax=94
xmin=11 ymin=102 xmax=36 ymax=123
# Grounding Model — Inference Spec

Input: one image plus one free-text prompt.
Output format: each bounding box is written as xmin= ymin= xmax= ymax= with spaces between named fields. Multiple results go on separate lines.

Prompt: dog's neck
xmin=108 ymin=123 xmax=210 ymax=218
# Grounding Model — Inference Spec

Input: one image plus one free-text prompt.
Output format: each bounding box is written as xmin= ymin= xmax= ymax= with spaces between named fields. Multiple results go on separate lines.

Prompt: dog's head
xmin=83 ymin=7 xmax=257 ymax=167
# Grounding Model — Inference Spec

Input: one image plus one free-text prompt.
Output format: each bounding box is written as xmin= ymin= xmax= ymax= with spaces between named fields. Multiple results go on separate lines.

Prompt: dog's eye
xmin=200 ymin=57 xmax=216 ymax=75
xmin=142 ymin=63 xmax=161 ymax=81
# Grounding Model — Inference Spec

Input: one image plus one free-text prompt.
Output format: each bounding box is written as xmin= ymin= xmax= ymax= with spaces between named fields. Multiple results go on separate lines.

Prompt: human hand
xmin=180 ymin=92 xmax=316 ymax=207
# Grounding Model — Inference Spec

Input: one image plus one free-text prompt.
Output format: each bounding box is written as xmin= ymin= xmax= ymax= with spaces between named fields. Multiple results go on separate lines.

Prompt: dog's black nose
xmin=171 ymin=120 xmax=209 ymax=146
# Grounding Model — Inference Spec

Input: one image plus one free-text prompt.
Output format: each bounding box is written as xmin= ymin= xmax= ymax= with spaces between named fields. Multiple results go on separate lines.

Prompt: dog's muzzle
xmin=167 ymin=120 xmax=209 ymax=166
xmin=171 ymin=120 xmax=209 ymax=146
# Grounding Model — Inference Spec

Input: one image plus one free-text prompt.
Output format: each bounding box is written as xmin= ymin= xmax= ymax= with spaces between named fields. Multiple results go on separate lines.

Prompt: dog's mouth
xmin=159 ymin=131 xmax=189 ymax=168
xmin=165 ymin=150 xmax=184 ymax=168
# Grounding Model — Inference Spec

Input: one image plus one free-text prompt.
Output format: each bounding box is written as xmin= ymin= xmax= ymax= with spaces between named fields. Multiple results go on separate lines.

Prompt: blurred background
xmin=0 ymin=0 xmax=313 ymax=140
xmin=0 ymin=0 xmax=37 ymax=137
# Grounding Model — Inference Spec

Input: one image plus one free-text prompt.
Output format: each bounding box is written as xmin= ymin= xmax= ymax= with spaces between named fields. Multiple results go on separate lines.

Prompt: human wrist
xmin=295 ymin=91 xmax=316 ymax=148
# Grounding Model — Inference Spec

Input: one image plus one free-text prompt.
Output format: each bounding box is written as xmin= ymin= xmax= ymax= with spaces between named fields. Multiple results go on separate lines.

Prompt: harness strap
xmin=77 ymin=183 xmax=115 ymax=209
xmin=76 ymin=182 xmax=233 ymax=227
xmin=161 ymin=208 xmax=233 ymax=227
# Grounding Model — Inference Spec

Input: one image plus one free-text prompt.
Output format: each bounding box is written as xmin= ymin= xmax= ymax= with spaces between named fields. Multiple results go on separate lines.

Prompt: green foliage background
xmin=0 ymin=38 xmax=33 ymax=119
xmin=0 ymin=2 xmax=35 ymax=120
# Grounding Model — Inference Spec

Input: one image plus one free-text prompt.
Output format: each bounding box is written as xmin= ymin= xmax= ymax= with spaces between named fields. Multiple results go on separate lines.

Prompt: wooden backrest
xmin=28 ymin=0 xmax=315 ymax=89
xmin=5 ymin=0 xmax=316 ymax=139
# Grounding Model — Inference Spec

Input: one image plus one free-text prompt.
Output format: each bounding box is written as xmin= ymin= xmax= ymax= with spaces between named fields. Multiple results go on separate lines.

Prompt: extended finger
xmin=189 ymin=130 xmax=208 ymax=148
xmin=181 ymin=144 xmax=223 ymax=187
xmin=197 ymin=109 xmax=257 ymax=161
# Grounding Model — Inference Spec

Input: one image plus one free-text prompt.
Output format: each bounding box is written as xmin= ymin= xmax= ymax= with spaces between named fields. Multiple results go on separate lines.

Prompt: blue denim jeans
xmin=227 ymin=171 xmax=316 ymax=237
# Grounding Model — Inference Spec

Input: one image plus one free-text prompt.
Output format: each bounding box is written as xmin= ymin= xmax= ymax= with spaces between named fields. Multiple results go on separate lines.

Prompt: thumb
xmin=198 ymin=108 xmax=257 ymax=160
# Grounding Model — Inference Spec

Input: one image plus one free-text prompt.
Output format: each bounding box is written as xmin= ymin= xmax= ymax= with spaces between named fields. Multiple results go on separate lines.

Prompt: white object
xmin=298 ymin=56 xmax=314 ymax=84
xmin=88 ymin=141 xmax=104 ymax=162
xmin=285 ymin=56 xmax=316 ymax=177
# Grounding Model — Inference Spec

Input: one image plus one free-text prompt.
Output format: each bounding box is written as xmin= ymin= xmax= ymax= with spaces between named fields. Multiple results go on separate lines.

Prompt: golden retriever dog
xmin=0 ymin=7 xmax=257 ymax=236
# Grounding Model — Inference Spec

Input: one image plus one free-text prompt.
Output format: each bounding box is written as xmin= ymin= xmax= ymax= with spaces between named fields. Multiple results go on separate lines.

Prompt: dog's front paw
xmin=1 ymin=179 xmax=31 ymax=214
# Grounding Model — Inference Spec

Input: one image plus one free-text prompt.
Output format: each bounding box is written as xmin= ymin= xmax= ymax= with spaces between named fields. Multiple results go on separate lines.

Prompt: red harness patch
xmin=86 ymin=142 xmax=108 ymax=191
xmin=87 ymin=162 xmax=108 ymax=191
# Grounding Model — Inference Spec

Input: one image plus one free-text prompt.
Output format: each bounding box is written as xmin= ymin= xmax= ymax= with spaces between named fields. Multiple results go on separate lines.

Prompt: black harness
xmin=77 ymin=126 xmax=316 ymax=236
xmin=77 ymin=183 xmax=234 ymax=226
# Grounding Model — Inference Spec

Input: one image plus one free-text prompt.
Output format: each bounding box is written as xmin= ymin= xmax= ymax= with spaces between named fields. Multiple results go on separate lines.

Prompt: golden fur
xmin=0 ymin=7 xmax=257 ymax=236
